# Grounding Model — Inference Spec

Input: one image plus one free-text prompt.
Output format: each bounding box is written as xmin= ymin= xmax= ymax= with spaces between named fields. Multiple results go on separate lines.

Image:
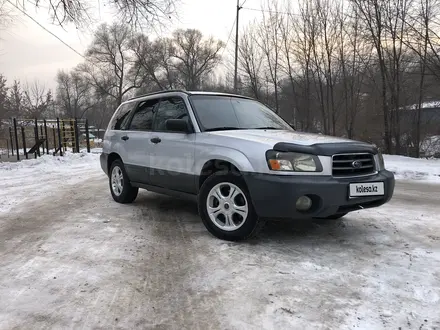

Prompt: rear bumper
xmin=243 ymin=170 xmax=395 ymax=219
xmin=100 ymin=152 xmax=108 ymax=176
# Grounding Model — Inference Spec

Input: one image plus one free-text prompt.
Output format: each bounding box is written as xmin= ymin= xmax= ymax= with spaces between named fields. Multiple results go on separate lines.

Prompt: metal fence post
xmin=13 ymin=118 xmax=20 ymax=161
xmin=57 ymin=118 xmax=63 ymax=156
xmin=9 ymin=126 xmax=14 ymax=156
xmin=34 ymin=119 xmax=40 ymax=157
xmin=61 ymin=121 xmax=66 ymax=152
xmin=85 ymin=119 xmax=91 ymax=153
xmin=52 ymin=125 xmax=56 ymax=155
xmin=69 ymin=119 xmax=73 ymax=153
xmin=44 ymin=119 xmax=49 ymax=154
xmin=21 ymin=126 xmax=28 ymax=159
xmin=74 ymin=118 xmax=80 ymax=153
xmin=40 ymin=124 xmax=44 ymax=155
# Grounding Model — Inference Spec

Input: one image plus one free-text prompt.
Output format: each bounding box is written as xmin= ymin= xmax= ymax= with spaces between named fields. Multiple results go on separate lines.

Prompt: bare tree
xmin=171 ymin=29 xmax=224 ymax=90
xmin=238 ymin=24 xmax=264 ymax=100
xmin=79 ymin=23 xmax=143 ymax=106
xmin=0 ymin=74 xmax=10 ymax=122
xmin=401 ymin=0 xmax=440 ymax=156
xmin=131 ymin=29 xmax=224 ymax=91
xmin=318 ymin=0 xmax=343 ymax=135
xmin=56 ymin=69 xmax=93 ymax=118
xmin=402 ymin=0 xmax=440 ymax=78
xmin=289 ymin=0 xmax=315 ymax=131
xmin=0 ymin=0 xmax=13 ymax=30
xmin=351 ymin=0 xmax=393 ymax=152
xmin=130 ymin=34 xmax=177 ymax=90
xmin=414 ymin=0 xmax=433 ymax=157
xmin=256 ymin=1 xmax=282 ymax=113
xmin=0 ymin=0 xmax=16 ymax=56
xmin=382 ymin=0 xmax=413 ymax=153
xmin=278 ymin=3 xmax=300 ymax=126
xmin=22 ymin=80 xmax=54 ymax=118
xmin=9 ymin=80 xmax=23 ymax=116
xmin=87 ymin=94 xmax=115 ymax=133
xmin=339 ymin=5 xmax=373 ymax=138
xmin=13 ymin=0 xmax=178 ymax=30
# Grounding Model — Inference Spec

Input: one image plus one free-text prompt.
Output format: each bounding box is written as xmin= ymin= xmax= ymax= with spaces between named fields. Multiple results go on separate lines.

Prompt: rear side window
xmin=128 ymin=98 xmax=160 ymax=131
xmin=110 ymin=102 xmax=135 ymax=130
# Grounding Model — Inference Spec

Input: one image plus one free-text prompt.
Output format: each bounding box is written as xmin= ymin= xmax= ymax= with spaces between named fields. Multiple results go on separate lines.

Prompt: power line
xmin=241 ymin=6 xmax=300 ymax=16
xmin=221 ymin=16 xmax=237 ymax=58
xmin=6 ymin=0 xmax=85 ymax=59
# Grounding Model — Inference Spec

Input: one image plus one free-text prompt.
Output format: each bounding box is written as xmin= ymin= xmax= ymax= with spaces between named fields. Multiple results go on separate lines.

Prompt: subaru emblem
xmin=352 ymin=160 xmax=362 ymax=169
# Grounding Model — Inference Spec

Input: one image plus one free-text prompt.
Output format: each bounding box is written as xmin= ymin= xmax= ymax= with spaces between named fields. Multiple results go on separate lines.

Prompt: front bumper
xmin=243 ymin=170 xmax=395 ymax=219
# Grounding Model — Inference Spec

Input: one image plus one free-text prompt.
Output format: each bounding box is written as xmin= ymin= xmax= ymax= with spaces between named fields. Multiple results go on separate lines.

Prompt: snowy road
xmin=0 ymin=155 xmax=439 ymax=329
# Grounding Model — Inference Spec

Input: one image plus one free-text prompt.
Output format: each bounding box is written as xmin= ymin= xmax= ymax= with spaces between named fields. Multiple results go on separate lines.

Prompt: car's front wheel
xmin=109 ymin=159 xmax=138 ymax=203
xmin=198 ymin=171 xmax=265 ymax=241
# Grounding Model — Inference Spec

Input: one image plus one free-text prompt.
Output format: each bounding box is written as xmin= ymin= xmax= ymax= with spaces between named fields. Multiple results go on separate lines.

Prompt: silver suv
xmin=100 ymin=90 xmax=395 ymax=241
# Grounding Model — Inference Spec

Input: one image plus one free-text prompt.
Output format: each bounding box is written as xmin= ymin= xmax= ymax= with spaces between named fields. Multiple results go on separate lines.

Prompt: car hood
xmin=206 ymin=129 xmax=359 ymax=147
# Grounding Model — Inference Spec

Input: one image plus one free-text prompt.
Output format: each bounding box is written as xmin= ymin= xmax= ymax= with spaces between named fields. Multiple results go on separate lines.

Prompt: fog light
xmin=296 ymin=196 xmax=312 ymax=211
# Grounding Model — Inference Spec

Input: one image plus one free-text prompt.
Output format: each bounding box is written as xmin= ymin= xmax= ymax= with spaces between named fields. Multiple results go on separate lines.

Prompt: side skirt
xmin=131 ymin=182 xmax=198 ymax=202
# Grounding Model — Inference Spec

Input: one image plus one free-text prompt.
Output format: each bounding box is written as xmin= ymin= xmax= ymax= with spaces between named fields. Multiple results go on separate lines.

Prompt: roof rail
xmin=127 ymin=89 xmax=189 ymax=101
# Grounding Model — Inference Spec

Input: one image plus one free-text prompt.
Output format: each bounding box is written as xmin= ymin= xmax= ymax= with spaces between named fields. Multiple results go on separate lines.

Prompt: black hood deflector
xmin=273 ymin=142 xmax=378 ymax=156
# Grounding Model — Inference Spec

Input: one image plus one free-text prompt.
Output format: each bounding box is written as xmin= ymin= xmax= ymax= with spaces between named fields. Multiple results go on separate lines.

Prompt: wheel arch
xmin=107 ymin=152 xmax=122 ymax=174
xmin=198 ymin=159 xmax=243 ymax=190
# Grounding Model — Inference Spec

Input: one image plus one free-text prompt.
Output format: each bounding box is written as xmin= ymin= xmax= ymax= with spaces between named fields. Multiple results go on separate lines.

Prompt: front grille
xmin=332 ymin=153 xmax=376 ymax=177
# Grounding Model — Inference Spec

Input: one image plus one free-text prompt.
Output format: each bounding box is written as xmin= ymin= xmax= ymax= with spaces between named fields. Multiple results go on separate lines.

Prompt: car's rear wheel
xmin=198 ymin=171 xmax=265 ymax=241
xmin=109 ymin=159 xmax=138 ymax=203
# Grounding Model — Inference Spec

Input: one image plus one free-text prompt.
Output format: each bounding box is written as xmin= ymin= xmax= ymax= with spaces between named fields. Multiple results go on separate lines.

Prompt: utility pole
xmin=234 ymin=0 xmax=242 ymax=93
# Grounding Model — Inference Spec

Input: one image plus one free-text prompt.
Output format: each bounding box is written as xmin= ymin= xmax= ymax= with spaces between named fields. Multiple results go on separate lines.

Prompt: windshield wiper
xmin=204 ymin=127 xmax=242 ymax=132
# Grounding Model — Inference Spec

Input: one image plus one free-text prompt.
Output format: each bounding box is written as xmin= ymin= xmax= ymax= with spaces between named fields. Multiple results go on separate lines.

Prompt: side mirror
xmin=166 ymin=119 xmax=191 ymax=133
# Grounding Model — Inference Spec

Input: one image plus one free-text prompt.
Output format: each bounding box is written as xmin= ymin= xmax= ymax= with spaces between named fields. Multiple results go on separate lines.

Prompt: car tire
xmin=198 ymin=171 xmax=265 ymax=241
xmin=109 ymin=159 xmax=138 ymax=204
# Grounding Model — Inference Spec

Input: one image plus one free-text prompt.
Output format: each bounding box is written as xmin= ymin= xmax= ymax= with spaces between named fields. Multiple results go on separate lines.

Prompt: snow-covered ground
xmin=384 ymin=154 xmax=440 ymax=183
xmin=0 ymin=152 xmax=101 ymax=215
xmin=0 ymin=152 xmax=439 ymax=329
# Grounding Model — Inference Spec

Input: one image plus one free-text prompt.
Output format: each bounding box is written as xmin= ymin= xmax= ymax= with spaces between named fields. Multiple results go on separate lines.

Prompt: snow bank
xmin=384 ymin=154 xmax=440 ymax=183
xmin=0 ymin=152 xmax=102 ymax=214
xmin=0 ymin=152 xmax=100 ymax=172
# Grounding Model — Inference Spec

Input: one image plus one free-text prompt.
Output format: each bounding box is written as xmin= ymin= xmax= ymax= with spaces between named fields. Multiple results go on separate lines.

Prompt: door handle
xmin=150 ymin=137 xmax=161 ymax=144
xmin=121 ymin=136 xmax=129 ymax=141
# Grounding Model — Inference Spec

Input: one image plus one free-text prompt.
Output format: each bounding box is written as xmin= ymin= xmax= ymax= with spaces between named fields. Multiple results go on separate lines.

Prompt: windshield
xmin=189 ymin=95 xmax=293 ymax=131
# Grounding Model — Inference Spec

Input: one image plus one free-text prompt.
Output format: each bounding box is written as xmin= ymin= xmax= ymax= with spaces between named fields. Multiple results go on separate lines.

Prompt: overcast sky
xmin=0 ymin=0 xmax=264 ymax=91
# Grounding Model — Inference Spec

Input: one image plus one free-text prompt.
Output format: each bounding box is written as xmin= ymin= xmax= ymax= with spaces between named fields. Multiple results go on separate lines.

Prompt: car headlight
xmin=266 ymin=150 xmax=322 ymax=172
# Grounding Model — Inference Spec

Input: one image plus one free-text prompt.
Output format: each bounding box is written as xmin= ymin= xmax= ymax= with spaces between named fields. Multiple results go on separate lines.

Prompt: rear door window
xmin=110 ymin=102 xmax=136 ymax=130
xmin=128 ymin=98 xmax=160 ymax=131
